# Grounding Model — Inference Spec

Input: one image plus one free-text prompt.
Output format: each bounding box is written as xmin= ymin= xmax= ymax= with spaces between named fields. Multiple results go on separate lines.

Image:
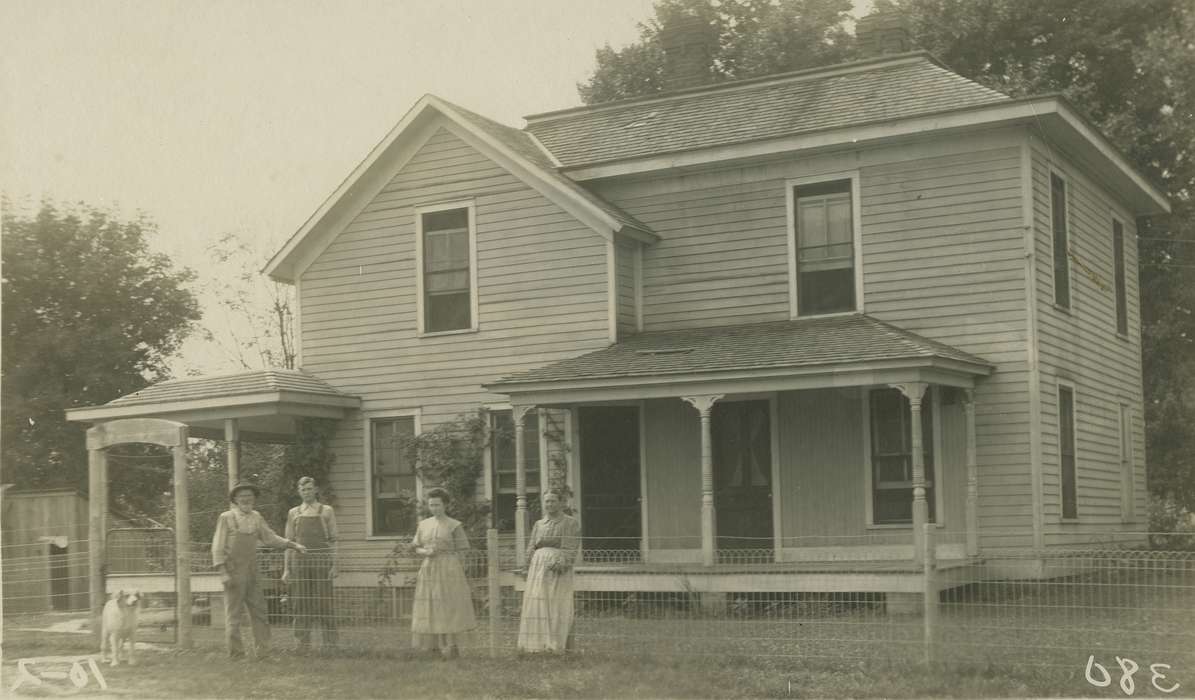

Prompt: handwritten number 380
xmin=1085 ymin=655 xmax=1180 ymax=694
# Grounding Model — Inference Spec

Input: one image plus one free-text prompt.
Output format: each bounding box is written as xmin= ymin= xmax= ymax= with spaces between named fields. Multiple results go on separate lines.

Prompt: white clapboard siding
xmin=594 ymin=132 xmax=1034 ymax=547
xmin=1029 ymin=141 xmax=1147 ymax=544
xmin=299 ymin=124 xmax=612 ymax=546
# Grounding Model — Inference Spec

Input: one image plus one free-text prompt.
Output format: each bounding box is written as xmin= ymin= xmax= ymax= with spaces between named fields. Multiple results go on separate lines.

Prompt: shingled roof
xmin=105 ymin=369 xmax=355 ymax=408
xmin=491 ymin=315 xmax=992 ymax=387
xmin=442 ymin=98 xmax=655 ymax=237
xmin=524 ymin=53 xmax=1010 ymax=168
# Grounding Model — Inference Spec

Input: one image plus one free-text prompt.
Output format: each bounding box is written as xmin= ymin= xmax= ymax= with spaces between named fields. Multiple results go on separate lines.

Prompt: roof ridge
xmin=524 ymin=52 xmax=939 ymax=124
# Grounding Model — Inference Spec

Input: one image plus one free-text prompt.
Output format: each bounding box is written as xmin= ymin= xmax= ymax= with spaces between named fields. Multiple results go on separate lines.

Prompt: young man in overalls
xmin=282 ymin=476 xmax=339 ymax=652
xmin=211 ymin=482 xmax=306 ymax=658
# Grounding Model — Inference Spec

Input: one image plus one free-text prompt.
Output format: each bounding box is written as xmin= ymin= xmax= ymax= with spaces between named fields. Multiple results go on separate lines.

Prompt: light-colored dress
xmin=517 ymin=514 xmax=580 ymax=652
xmin=410 ymin=516 xmax=476 ymax=646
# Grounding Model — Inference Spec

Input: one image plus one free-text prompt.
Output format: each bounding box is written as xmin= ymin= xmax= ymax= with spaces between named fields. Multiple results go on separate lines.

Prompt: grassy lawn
xmin=0 ymin=628 xmax=1147 ymax=699
xmin=5 ymin=568 xmax=1191 ymax=698
xmin=4 ymin=625 xmax=1161 ymax=692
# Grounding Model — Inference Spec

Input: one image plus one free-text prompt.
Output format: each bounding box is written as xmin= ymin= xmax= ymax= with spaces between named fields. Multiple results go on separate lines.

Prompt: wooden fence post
xmin=487 ymin=528 xmax=500 ymax=657
xmin=922 ymin=523 xmax=937 ymax=664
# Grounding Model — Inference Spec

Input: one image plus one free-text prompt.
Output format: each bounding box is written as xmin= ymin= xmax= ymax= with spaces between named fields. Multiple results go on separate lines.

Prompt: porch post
xmin=86 ymin=439 xmax=108 ymax=646
xmin=892 ymin=383 xmax=929 ymax=565
xmin=964 ymin=389 xmax=979 ymax=557
xmin=513 ymin=404 xmax=534 ymax=567
xmin=224 ymin=418 xmax=240 ymax=491
xmin=683 ymin=394 xmax=723 ymax=567
xmin=173 ymin=433 xmax=193 ymax=648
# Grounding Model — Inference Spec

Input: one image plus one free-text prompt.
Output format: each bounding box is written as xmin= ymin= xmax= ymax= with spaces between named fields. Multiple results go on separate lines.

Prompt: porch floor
xmin=575 ymin=557 xmax=977 ymax=575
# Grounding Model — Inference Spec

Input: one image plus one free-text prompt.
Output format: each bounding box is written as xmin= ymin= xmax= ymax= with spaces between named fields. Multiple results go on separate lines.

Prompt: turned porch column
xmin=964 ymin=389 xmax=979 ymax=557
xmin=683 ymin=394 xmax=723 ymax=566
xmin=224 ymin=418 xmax=240 ymax=491
xmin=513 ymin=404 xmax=534 ymax=566
xmin=892 ymin=383 xmax=929 ymax=565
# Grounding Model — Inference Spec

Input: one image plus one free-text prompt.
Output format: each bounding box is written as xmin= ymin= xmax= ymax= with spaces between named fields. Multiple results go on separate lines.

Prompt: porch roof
xmin=64 ymin=369 xmax=361 ymax=442
xmin=486 ymin=315 xmax=993 ymax=403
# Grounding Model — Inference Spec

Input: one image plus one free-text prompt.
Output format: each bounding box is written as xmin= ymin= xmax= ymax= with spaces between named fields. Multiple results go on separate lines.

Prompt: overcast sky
xmin=1 ymin=0 xmax=870 ymax=375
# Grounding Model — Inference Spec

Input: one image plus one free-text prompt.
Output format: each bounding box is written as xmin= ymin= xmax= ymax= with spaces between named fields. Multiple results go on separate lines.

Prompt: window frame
xmin=786 ymin=171 xmax=864 ymax=319
xmin=1112 ymin=218 xmax=1128 ymax=337
xmin=415 ymin=200 xmax=479 ymax=336
xmin=862 ymin=386 xmax=945 ymax=528
xmin=484 ymin=406 xmax=546 ymax=533
xmin=363 ymin=408 xmax=422 ymax=539
xmin=1057 ymin=382 xmax=1078 ymax=521
xmin=1050 ymin=172 xmax=1072 ymax=310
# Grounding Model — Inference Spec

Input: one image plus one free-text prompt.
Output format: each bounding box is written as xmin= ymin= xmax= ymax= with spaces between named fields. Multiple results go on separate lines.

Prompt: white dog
xmin=100 ymin=589 xmax=141 ymax=666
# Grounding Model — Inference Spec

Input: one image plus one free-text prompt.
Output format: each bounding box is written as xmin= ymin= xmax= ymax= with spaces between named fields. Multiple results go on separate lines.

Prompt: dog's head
xmin=112 ymin=589 xmax=142 ymax=608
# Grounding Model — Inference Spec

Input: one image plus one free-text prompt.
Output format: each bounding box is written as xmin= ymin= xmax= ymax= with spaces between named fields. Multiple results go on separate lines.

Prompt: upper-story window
xmin=1051 ymin=174 xmax=1071 ymax=309
xmin=789 ymin=176 xmax=860 ymax=316
xmin=417 ymin=203 xmax=477 ymax=334
xmin=1113 ymin=219 xmax=1127 ymax=335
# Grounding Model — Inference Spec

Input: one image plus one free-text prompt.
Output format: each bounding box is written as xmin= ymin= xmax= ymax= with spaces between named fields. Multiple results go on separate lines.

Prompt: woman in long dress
xmin=410 ymin=487 xmax=476 ymax=658
xmin=518 ymin=490 xmax=580 ymax=653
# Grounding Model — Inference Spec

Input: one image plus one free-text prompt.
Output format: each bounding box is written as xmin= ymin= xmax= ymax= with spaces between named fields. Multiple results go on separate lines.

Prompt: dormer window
xmin=416 ymin=202 xmax=478 ymax=334
xmin=787 ymin=174 xmax=862 ymax=317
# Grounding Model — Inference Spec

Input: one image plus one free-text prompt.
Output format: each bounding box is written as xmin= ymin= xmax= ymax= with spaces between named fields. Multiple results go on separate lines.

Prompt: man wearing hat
xmin=211 ymin=481 xmax=307 ymax=658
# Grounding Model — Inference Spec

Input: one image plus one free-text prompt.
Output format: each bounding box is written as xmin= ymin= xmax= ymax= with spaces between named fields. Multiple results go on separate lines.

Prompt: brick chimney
xmin=855 ymin=11 xmax=913 ymax=56
xmin=660 ymin=13 xmax=715 ymax=91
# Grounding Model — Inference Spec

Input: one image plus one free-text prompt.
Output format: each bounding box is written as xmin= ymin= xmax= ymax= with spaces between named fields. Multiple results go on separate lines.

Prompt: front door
xmin=579 ymin=406 xmax=642 ymax=558
xmin=713 ymin=399 xmax=773 ymax=551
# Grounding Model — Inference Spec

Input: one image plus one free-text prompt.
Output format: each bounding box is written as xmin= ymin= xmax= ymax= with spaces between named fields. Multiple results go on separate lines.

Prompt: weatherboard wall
xmin=592 ymin=128 xmax=1036 ymax=548
xmin=1029 ymin=138 xmax=1148 ymax=545
xmin=297 ymin=122 xmax=612 ymax=543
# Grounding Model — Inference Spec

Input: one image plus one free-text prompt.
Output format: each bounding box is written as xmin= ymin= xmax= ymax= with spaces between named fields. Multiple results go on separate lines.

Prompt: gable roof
xmin=445 ymin=99 xmax=654 ymax=237
xmin=525 ymin=53 xmax=1009 ymax=169
xmin=489 ymin=314 xmax=992 ymax=389
xmin=265 ymin=95 xmax=656 ymax=284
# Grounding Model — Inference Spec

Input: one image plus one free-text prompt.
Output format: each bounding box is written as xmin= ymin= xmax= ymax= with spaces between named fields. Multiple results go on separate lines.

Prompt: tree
xmin=196 ymin=232 xmax=296 ymax=372
xmin=886 ymin=0 xmax=1195 ymax=511
xmin=578 ymin=0 xmax=856 ymax=104
xmin=1 ymin=201 xmax=201 ymax=513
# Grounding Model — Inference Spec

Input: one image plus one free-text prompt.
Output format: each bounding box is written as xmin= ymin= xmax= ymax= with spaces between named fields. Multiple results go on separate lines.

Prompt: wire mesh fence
xmin=4 ymin=528 xmax=1193 ymax=676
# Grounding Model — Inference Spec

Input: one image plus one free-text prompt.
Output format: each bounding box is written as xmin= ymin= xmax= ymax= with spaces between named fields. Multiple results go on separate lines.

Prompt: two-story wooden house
xmin=70 ymin=18 xmax=1169 ymax=599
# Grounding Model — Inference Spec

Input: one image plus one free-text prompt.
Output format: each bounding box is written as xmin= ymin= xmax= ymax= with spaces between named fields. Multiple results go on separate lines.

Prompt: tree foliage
xmin=1 ymin=201 xmax=201 ymax=513
xmin=199 ymin=232 xmax=296 ymax=371
xmin=578 ymin=0 xmax=856 ymax=104
xmin=887 ymin=0 xmax=1195 ymax=510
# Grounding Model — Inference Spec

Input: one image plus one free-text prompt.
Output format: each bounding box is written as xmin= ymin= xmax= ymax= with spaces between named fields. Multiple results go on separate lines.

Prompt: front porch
xmin=485 ymin=315 xmax=994 ymax=572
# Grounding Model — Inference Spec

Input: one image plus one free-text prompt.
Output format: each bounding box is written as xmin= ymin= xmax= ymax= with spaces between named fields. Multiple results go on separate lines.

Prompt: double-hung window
xmin=489 ymin=410 xmax=540 ymax=532
xmin=418 ymin=204 xmax=476 ymax=334
xmin=1051 ymin=174 xmax=1071 ymax=308
xmin=371 ymin=416 xmax=417 ymax=535
xmin=869 ymin=388 xmax=934 ymax=525
xmin=791 ymin=178 xmax=858 ymax=316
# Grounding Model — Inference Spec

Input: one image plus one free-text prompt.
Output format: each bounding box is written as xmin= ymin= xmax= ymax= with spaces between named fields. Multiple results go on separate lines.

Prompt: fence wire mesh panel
xmin=6 ymin=528 xmax=1193 ymax=677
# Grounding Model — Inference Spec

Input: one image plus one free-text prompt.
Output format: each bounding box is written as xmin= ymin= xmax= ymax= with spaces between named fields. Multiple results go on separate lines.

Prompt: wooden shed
xmin=1 ymin=487 xmax=133 ymax=614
